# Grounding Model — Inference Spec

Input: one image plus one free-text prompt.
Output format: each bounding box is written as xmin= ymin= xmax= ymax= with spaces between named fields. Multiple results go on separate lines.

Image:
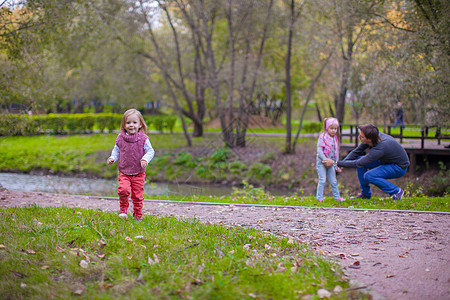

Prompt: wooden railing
xmin=339 ymin=124 xmax=450 ymax=150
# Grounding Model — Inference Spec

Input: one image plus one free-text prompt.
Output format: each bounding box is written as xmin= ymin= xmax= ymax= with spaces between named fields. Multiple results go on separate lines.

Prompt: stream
xmin=0 ymin=172 xmax=291 ymax=197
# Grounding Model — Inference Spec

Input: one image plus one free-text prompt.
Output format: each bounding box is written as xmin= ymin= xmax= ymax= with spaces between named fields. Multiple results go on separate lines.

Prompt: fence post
xmin=437 ymin=127 xmax=441 ymax=145
xmin=350 ymin=125 xmax=353 ymax=143
xmin=400 ymin=126 xmax=403 ymax=143
xmin=421 ymin=128 xmax=425 ymax=149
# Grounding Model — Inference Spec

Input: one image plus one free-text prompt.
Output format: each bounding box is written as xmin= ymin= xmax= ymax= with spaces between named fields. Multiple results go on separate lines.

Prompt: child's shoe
xmin=317 ymin=198 xmax=324 ymax=202
xmin=118 ymin=209 xmax=128 ymax=218
xmin=336 ymin=197 xmax=345 ymax=201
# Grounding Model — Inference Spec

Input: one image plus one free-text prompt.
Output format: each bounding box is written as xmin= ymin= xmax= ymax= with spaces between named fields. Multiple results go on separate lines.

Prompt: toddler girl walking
xmin=107 ymin=109 xmax=155 ymax=220
xmin=316 ymin=117 xmax=344 ymax=202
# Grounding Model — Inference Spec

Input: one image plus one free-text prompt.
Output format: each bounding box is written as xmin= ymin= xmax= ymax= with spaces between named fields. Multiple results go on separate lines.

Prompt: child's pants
xmin=316 ymin=160 xmax=340 ymax=199
xmin=118 ymin=172 xmax=145 ymax=218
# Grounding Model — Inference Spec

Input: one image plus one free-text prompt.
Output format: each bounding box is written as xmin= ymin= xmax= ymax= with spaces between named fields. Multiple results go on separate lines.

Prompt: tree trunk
xmin=284 ymin=0 xmax=295 ymax=153
xmin=293 ymin=52 xmax=332 ymax=152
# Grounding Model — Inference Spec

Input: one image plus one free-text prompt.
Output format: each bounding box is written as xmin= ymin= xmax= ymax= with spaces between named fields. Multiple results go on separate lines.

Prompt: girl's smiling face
xmin=125 ymin=113 xmax=142 ymax=135
xmin=327 ymin=124 xmax=338 ymax=137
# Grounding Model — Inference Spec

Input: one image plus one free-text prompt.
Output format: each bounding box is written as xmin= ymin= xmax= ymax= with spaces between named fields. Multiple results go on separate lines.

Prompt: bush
xmin=427 ymin=162 xmax=450 ymax=196
xmin=302 ymin=121 xmax=322 ymax=133
xmin=248 ymin=162 xmax=272 ymax=180
xmin=0 ymin=113 xmax=176 ymax=136
xmin=209 ymin=148 xmax=231 ymax=163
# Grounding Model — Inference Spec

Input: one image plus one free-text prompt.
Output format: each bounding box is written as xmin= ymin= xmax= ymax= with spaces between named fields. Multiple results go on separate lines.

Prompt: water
xmin=0 ymin=172 xmax=235 ymax=197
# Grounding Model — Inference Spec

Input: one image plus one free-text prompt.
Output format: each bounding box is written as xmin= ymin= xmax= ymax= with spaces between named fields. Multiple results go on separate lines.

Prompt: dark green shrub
xmin=229 ymin=161 xmax=246 ymax=174
xmin=248 ymin=162 xmax=272 ymax=180
xmin=427 ymin=162 xmax=450 ymax=196
xmin=209 ymin=148 xmax=231 ymax=163
xmin=173 ymin=152 xmax=196 ymax=168
xmin=302 ymin=122 xmax=322 ymax=133
xmin=165 ymin=116 xmax=177 ymax=133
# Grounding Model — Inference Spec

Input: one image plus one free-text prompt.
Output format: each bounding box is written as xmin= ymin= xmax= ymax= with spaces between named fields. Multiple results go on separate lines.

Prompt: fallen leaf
xmin=97 ymin=239 xmax=106 ymax=248
xmin=20 ymin=283 xmax=27 ymax=288
xmin=79 ymin=260 xmax=88 ymax=268
xmin=41 ymin=265 xmax=50 ymax=270
xmin=135 ymin=235 xmax=144 ymax=239
xmin=24 ymin=249 xmax=36 ymax=255
xmin=148 ymin=253 xmax=160 ymax=265
xmin=386 ymin=274 xmax=395 ymax=278
xmin=348 ymin=261 xmax=360 ymax=269
xmin=350 ymin=253 xmax=359 ymax=256
xmin=317 ymin=288 xmax=332 ymax=298
xmin=198 ymin=263 xmax=205 ymax=273
xmin=275 ymin=262 xmax=286 ymax=273
xmin=101 ymin=283 xmax=113 ymax=290
xmin=125 ymin=236 xmax=133 ymax=242
xmin=0 ymin=244 xmax=5 ymax=249
xmin=55 ymin=246 xmax=65 ymax=253
xmin=248 ymin=293 xmax=257 ymax=298
xmin=333 ymin=285 xmax=343 ymax=294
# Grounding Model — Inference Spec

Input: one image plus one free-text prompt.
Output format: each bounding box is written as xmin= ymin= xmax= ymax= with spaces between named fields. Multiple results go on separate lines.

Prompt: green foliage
xmin=0 ymin=114 xmax=38 ymax=136
xmin=209 ymin=148 xmax=231 ymax=163
xmin=248 ymin=162 xmax=272 ymax=180
xmin=232 ymin=180 xmax=273 ymax=203
xmin=173 ymin=152 xmax=196 ymax=168
xmin=301 ymin=121 xmax=322 ymax=133
xmin=427 ymin=161 xmax=450 ymax=196
xmin=0 ymin=206 xmax=355 ymax=299
xmin=0 ymin=114 xmax=177 ymax=136
xmin=229 ymin=161 xmax=246 ymax=174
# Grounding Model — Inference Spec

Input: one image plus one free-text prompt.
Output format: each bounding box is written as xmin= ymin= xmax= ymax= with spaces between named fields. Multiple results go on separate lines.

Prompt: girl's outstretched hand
xmin=336 ymin=167 xmax=343 ymax=173
xmin=141 ymin=160 xmax=148 ymax=168
xmin=322 ymin=158 xmax=334 ymax=168
xmin=107 ymin=158 xmax=114 ymax=165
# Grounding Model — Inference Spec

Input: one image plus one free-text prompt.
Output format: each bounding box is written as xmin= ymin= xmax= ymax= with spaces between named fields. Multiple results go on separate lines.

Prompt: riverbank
xmin=0 ymin=133 xmax=448 ymax=197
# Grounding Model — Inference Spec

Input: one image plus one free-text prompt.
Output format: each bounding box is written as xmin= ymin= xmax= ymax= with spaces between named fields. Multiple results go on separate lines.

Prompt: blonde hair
xmin=121 ymin=109 xmax=147 ymax=135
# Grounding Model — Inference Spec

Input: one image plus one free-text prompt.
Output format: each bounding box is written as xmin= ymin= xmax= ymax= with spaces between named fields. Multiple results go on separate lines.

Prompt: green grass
xmin=0 ymin=206 xmax=363 ymax=299
xmin=153 ymin=183 xmax=450 ymax=212
xmin=0 ymin=134 xmax=293 ymax=179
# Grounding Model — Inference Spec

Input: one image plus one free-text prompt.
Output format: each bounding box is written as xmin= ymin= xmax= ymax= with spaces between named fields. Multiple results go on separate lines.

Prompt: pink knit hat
xmin=326 ymin=118 xmax=339 ymax=130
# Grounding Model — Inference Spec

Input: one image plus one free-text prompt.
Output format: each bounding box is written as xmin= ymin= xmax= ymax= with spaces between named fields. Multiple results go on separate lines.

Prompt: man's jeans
xmin=316 ymin=160 xmax=340 ymax=199
xmin=357 ymin=159 xmax=407 ymax=197
xmin=394 ymin=118 xmax=405 ymax=128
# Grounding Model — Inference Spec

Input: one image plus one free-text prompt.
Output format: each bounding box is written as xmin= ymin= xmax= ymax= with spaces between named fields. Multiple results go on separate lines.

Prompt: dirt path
xmin=1 ymin=189 xmax=449 ymax=300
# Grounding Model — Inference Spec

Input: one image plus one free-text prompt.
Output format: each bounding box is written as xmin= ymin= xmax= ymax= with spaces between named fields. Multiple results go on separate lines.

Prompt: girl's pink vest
xmin=116 ymin=130 xmax=147 ymax=175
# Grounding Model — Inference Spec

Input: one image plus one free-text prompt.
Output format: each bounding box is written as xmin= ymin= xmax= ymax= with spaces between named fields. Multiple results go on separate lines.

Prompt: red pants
xmin=118 ymin=172 xmax=145 ymax=218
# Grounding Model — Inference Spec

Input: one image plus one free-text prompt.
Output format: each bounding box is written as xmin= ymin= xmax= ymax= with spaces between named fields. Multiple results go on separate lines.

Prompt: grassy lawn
xmin=0 ymin=206 xmax=362 ymax=299
xmin=154 ymin=184 xmax=450 ymax=213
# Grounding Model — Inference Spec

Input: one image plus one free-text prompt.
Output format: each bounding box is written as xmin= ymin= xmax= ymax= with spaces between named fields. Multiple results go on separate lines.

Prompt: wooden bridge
xmin=339 ymin=124 xmax=450 ymax=173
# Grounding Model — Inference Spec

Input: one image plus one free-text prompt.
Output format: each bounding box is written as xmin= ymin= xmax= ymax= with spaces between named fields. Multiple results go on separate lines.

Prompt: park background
xmin=1 ymin=1 xmax=449 ymax=299
xmin=1 ymin=0 xmax=449 ymax=198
